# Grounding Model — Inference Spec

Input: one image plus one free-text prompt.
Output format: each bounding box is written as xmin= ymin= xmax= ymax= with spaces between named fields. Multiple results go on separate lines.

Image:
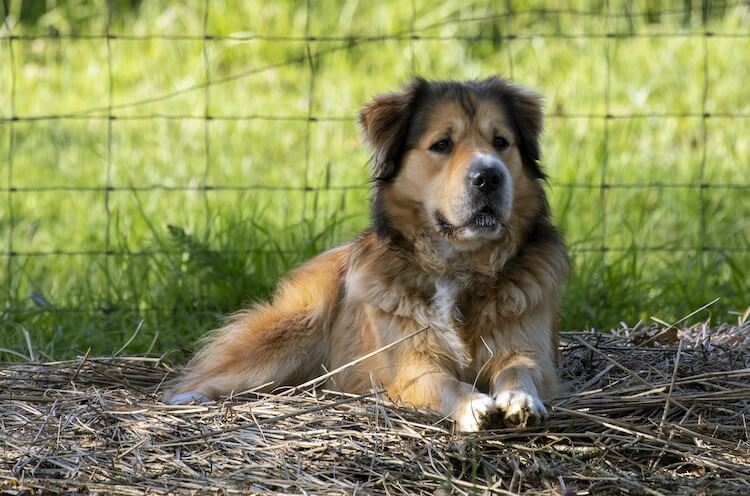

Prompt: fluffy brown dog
xmin=167 ymin=77 xmax=569 ymax=432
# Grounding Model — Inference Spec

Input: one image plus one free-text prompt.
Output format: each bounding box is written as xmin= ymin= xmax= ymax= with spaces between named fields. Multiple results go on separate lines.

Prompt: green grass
xmin=1 ymin=0 xmax=749 ymax=360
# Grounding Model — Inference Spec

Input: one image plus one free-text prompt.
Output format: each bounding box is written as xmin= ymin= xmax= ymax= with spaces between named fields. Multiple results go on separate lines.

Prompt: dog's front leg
xmin=485 ymin=333 xmax=553 ymax=428
xmin=483 ymin=305 xmax=560 ymax=428
xmin=490 ymin=358 xmax=549 ymax=428
xmin=385 ymin=353 xmax=499 ymax=432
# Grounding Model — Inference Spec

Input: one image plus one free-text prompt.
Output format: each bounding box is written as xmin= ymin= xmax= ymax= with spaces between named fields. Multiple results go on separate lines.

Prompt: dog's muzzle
xmin=465 ymin=154 xmax=512 ymax=228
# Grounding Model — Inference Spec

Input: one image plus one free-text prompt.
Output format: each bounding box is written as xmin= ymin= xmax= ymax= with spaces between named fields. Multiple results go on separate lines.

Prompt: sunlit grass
xmin=0 ymin=0 xmax=748 ymax=359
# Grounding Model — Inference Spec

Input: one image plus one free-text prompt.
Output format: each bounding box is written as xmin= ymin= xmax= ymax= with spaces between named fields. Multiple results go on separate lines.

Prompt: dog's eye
xmin=493 ymin=136 xmax=510 ymax=151
xmin=429 ymin=138 xmax=453 ymax=154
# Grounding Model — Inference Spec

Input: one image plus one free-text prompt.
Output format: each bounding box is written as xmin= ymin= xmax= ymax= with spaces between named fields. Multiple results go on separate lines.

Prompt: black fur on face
xmin=478 ymin=77 xmax=546 ymax=180
xmin=359 ymin=77 xmax=547 ymax=240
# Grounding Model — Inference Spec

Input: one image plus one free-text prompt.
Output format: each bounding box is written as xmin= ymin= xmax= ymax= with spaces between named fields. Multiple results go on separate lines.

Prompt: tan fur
xmin=167 ymin=78 xmax=569 ymax=431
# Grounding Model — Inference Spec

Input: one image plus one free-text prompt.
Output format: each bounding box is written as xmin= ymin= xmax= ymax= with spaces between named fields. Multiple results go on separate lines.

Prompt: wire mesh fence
xmin=0 ymin=1 xmax=748 ymax=356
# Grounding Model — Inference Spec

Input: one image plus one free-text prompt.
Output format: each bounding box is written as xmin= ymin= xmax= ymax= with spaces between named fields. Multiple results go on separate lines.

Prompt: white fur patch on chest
xmin=431 ymin=277 xmax=463 ymax=329
xmin=426 ymin=276 xmax=470 ymax=366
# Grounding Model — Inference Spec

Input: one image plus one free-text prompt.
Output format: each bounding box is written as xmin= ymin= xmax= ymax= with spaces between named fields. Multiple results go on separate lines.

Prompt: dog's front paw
xmin=454 ymin=393 xmax=499 ymax=432
xmin=167 ymin=391 xmax=214 ymax=405
xmin=494 ymin=390 xmax=547 ymax=428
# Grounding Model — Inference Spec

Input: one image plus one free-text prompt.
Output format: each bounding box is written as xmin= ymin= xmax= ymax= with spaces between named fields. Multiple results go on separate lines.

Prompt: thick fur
xmin=167 ymin=77 xmax=569 ymax=432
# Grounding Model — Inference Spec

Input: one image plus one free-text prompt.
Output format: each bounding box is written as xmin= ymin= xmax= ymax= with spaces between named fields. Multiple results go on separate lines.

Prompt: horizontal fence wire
xmin=1 ymin=182 xmax=750 ymax=193
xmin=2 ymin=31 xmax=750 ymax=40
xmin=1 ymin=1 xmax=749 ymax=320
xmin=3 ymin=112 xmax=750 ymax=120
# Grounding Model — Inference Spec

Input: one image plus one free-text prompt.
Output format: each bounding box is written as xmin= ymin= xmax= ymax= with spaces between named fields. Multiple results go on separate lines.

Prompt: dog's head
xmin=360 ymin=77 xmax=546 ymax=249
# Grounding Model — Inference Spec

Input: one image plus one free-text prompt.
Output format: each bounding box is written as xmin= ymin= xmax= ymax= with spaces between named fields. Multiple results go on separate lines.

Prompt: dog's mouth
xmin=471 ymin=206 xmax=500 ymax=231
xmin=434 ymin=206 xmax=504 ymax=240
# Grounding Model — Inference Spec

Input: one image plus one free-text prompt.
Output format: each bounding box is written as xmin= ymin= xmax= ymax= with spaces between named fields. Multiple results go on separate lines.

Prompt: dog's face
xmin=360 ymin=78 xmax=546 ymax=248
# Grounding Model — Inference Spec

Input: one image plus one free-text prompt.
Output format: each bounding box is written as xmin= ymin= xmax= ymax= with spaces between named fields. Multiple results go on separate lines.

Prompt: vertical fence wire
xmin=104 ymin=1 xmax=115 ymax=310
xmin=409 ymin=0 xmax=417 ymax=76
xmin=600 ymin=1 xmax=613 ymax=310
xmin=302 ymin=0 xmax=315 ymax=223
xmin=699 ymin=5 xmax=711 ymax=277
xmin=202 ymin=0 xmax=213 ymax=239
xmin=503 ymin=0 xmax=514 ymax=78
xmin=3 ymin=2 xmax=15 ymax=312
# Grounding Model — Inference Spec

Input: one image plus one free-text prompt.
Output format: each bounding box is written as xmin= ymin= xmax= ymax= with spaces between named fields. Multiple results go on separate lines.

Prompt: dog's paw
xmin=454 ymin=393 xmax=499 ymax=432
xmin=494 ymin=390 xmax=547 ymax=428
xmin=167 ymin=391 xmax=214 ymax=405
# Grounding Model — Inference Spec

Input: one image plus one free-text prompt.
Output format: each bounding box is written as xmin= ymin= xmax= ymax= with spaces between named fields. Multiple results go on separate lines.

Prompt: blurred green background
xmin=1 ymin=0 xmax=748 ymax=360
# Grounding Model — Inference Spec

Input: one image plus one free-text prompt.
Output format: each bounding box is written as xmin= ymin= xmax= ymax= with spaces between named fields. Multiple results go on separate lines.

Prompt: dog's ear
xmin=508 ymin=84 xmax=544 ymax=166
xmin=359 ymin=78 xmax=427 ymax=181
xmin=486 ymin=78 xmax=546 ymax=179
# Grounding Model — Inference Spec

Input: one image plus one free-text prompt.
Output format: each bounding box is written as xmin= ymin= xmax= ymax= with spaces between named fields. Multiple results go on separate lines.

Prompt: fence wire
xmin=1 ymin=1 xmax=748 ymax=320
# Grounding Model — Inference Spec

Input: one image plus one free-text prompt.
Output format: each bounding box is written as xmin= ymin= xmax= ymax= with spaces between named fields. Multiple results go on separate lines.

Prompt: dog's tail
xmin=165 ymin=244 xmax=349 ymax=403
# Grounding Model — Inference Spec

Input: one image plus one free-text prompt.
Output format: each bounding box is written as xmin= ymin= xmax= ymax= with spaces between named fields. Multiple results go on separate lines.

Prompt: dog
xmin=167 ymin=77 xmax=569 ymax=432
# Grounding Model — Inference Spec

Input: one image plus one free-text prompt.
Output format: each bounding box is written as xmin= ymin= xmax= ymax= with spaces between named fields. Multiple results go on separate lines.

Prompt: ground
xmin=2 ymin=323 xmax=749 ymax=495
xmin=1 ymin=1 xmax=749 ymax=360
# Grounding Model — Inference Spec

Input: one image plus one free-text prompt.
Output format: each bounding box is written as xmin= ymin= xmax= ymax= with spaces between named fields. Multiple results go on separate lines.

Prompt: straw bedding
xmin=2 ymin=322 xmax=749 ymax=495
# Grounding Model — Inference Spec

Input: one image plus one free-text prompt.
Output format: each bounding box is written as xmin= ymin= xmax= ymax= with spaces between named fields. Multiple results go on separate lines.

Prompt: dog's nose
xmin=468 ymin=160 xmax=503 ymax=194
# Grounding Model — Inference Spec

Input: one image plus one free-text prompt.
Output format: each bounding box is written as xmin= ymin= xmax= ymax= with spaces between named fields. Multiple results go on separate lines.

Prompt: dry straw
xmin=2 ymin=320 xmax=749 ymax=495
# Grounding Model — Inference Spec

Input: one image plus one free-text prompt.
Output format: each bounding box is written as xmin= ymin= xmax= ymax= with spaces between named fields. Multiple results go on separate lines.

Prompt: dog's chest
xmin=396 ymin=271 xmax=505 ymax=331
xmin=430 ymin=278 xmax=512 ymax=329
xmin=430 ymin=277 xmax=464 ymax=330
